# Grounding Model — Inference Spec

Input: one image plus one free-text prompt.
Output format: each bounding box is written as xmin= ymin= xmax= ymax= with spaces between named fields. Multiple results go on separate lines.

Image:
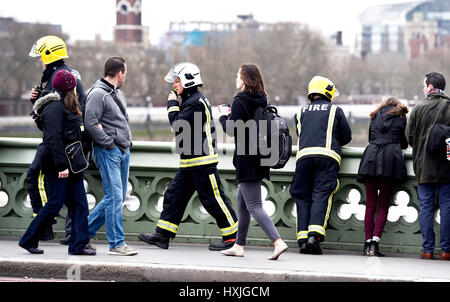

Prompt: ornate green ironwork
xmin=0 ymin=137 xmax=441 ymax=253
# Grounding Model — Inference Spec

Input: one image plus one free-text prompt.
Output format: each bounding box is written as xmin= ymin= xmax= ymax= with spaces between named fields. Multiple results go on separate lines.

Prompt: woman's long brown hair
xmin=64 ymin=89 xmax=82 ymax=116
xmin=370 ymin=96 xmax=408 ymax=119
xmin=239 ymin=64 xmax=268 ymax=96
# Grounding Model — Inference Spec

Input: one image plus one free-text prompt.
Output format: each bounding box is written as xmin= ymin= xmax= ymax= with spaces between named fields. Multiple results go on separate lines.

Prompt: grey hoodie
xmin=85 ymin=79 xmax=132 ymax=153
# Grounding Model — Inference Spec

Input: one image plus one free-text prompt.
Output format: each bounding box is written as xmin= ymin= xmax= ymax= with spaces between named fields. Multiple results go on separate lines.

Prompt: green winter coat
xmin=406 ymin=91 xmax=450 ymax=184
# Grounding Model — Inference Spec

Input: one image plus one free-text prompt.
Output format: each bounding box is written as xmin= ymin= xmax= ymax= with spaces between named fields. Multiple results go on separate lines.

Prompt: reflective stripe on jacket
xmin=294 ymin=98 xmax=352 ymax=165
xmin=167 ymin=89 xmax=218 ymax=170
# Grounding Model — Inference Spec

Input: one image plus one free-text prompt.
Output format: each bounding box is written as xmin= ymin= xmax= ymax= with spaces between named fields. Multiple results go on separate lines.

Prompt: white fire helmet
xmin=164 ymin=62 xmax=203 ymax=88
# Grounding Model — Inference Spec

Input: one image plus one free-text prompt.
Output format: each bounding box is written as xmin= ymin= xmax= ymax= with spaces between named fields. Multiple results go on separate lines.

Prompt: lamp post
xmin=146 ymin=96 xmax=152 ymax=139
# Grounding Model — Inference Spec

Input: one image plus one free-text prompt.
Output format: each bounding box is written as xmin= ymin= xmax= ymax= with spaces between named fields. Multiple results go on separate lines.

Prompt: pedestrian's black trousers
xmin=156 ymin=166 xmax=238 ymax=241
xmin=26 ymin=143 xmax=72 ymax=234
xmin=290 ymin=157 xmax=340 ymax=244
xmin=26 ymin=144 xmax=47 ymax=215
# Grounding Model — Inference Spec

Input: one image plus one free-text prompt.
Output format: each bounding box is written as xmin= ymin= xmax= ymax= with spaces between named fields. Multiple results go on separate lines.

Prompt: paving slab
xmin=1 ymin=237 xmax=450 ymax=282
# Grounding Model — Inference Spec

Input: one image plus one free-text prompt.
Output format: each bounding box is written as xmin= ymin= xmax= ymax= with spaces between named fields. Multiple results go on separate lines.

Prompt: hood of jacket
xmin=235 ymin=91 xmax=267 ymax=107
xmin=89 ymin=78 xmax=115 ymax=94
xmin=33 ymin=91 xmax=61 ymax=114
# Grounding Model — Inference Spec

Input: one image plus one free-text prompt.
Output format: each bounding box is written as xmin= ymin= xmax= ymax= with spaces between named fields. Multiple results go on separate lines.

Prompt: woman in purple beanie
xmin=19 ymin=70 xmax=95 ymax=255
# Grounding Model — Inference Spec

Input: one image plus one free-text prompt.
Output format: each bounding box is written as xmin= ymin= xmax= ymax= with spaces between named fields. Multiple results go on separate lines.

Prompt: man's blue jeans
xmin=88 ymin=145 xmax=130 ymax=249
xmin=418 ymin=183 xmax=450 ymax=253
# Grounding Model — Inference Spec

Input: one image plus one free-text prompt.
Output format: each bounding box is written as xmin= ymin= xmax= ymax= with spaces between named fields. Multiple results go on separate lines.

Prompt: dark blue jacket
xmin=294 ymin=98 xmax=352 ymax=165
xmin=32 ymin=91 xmax=84 ymax=177
xmin=35 ymin=60 xmax=86 ymax=111
xmin=167 ymin=87 xmax=218 ymax=170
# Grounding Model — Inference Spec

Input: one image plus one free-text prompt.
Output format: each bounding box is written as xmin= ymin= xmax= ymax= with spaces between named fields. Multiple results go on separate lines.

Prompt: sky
xmin=0 ymin=0 xmax=417 ymax=47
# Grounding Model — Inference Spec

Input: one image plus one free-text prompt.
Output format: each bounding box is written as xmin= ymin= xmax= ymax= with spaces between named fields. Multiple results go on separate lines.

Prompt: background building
xmin=114 ymin=0 xmax=150 ymax=46
xmin=357 ymin=0 xmax=450 ymax=59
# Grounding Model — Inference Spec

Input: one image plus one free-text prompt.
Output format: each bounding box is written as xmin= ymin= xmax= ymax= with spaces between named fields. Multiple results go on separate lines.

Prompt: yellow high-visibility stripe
xmin=220 ymin=221 xmax=238 ymax=236
xmin=209 ymin=174 xmax=235 ymax=227
xmin=297 ymin=230 xmax=308 ymax=241
xmin=296 ymin=109 xmax=302 ymax=151
xmin=308 ymin=225 xmax=326 ymax=236
xmin=296 ymin=105 xmax=341 ymax=165
xmin=326 ymin=105 xmax=337 ymax=149
xmin=323 ymin=179 xmax=340 ymax=230
xmin=180 ymin=154 xmax=218 ymax=163
xmin=179 ymin=154 xmax=219 ymax=168
xmin=38 ymin=170 xmax=47 ymax=207
xmin=167 ymin=106 xmax=180 ymax=113
xmin=198 ymin=98 xmax=214 ymax=155
xmin=296 ymin=147 xmax=341 ymax=165
xmin=307 ymin=179 xmax=340 ymax=238
xmin=157 ymin=219 xmax=179 ymax=234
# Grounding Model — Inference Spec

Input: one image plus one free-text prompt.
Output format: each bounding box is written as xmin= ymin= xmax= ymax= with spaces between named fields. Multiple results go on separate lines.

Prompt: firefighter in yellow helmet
xmin=290 ymin=76 xmax=352 ymax=254
xmin=29 ymin=35 xmax=69 ymax=65
xmin=26 ymin=35 xmax=86 ymax=245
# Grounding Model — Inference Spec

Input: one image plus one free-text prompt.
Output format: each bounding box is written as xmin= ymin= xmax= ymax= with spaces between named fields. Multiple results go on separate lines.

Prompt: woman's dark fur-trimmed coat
xmin=357 ymin=106 xmax=408 ymax=183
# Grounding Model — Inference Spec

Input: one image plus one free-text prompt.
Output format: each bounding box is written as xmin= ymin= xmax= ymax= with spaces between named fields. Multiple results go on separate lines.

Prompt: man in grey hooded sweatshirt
xmin=84 ymin=56 xmax=137 ymax=256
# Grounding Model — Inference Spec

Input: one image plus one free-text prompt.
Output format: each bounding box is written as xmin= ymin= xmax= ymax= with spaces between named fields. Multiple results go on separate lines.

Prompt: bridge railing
xmin=0 ymin=137 xmax=438 ymax=253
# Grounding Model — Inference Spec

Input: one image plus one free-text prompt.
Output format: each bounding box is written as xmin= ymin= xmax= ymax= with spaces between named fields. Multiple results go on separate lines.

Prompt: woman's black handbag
xmin=427 ymin=100 xmax=450 ymax=158
xmin=65 ymin=141 xmax=89 ymax=174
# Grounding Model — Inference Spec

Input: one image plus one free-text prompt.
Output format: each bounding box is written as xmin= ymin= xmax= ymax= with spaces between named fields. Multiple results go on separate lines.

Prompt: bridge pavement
xmin=1 ymin=237 xmax=450 ymax=283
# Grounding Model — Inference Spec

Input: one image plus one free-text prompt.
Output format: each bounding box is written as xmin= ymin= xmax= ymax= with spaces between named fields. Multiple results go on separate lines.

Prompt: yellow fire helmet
xmin=307 ymin=76 xmax=339 ymax=101
xmin=29 ymin=35 xmax=69 ymax=65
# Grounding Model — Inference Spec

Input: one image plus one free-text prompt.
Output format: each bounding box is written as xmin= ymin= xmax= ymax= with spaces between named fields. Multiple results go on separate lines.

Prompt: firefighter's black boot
xmin=299 ymin=241 xmax=311 ymax=254
xmin=138 ymin=232 xmax=170 ymax=249
xmin=307 ymin=235 xmax=323 ymax=255
xmin=59 ymin=233 xmax=70 ymax=245
xmin=209 ymin=238 xmax=235 ymax=251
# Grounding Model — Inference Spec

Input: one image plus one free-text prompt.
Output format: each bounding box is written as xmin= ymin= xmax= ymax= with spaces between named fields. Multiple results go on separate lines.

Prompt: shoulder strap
xmin=437 ymin=100 xmax=450 ymax=124
xmin=110 ymin=92 xmax=127 ymax=120
xmin=87 ymin=85 xmax=127 ymax=121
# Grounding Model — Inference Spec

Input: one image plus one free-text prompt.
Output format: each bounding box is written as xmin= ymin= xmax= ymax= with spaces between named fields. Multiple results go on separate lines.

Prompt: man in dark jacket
xmin=27 ymin=35 xmax=86 ymax=244
xmin=290 ymin=76 xmax=352 ymax=255
xmin=138 ymin=62 xmax=238 ymax=251
xmin=406 ymin=72 xmax=450 ymax=261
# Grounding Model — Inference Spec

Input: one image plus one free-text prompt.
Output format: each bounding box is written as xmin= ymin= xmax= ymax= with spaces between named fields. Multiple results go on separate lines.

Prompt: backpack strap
xmin=437 ymin=100 xmax=450 ymax=124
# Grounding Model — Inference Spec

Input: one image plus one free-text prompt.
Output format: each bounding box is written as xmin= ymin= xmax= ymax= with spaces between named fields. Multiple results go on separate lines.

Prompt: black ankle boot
xmin=306 ymin=236 xmax=323 ymax=255
xmin=209 ymin=238 xmax=235 ymax=251
xmin=59 ymin=234 xmax=71 ymax=245
xmin=369 ymin=241 xmax=385 ymax=257
xmin=138 ymin=232 xmax=170 ymax=249
xmin=299 ymin=242 xmax=310 ymax=254
xmin=363 ymin=241 xmax=371 ymax=256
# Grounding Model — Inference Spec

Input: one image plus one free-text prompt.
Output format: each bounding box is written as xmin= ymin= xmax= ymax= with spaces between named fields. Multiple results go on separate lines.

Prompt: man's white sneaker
xmin=109 ymin=244 xmax=138 ymax=256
